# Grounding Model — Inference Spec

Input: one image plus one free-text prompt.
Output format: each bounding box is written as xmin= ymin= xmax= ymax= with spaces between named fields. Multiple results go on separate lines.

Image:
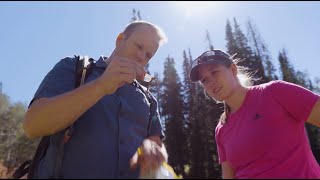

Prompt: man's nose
xmin=136 ymin=51 xmax=147 ymax=64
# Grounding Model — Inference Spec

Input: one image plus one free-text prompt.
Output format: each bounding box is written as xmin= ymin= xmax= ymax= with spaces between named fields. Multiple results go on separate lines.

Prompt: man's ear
xmin=116 ymin=33 xmax=124 ymax=47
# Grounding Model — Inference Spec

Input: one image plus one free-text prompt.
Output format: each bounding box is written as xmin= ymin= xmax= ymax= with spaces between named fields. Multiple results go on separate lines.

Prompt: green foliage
xmin=0 ymin=90 xmax=39 ymax=170
xmin=161 ymin=56 xmax=188 ymax=177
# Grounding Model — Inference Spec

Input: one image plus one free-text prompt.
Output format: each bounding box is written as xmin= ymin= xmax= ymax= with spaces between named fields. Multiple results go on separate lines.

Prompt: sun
xmin=174 ymin=1 xmax=218 ymax=17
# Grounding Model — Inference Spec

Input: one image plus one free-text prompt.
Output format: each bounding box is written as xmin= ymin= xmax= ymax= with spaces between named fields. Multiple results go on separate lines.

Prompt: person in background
xmin=189 ymin=49 xmax=320 ymax=179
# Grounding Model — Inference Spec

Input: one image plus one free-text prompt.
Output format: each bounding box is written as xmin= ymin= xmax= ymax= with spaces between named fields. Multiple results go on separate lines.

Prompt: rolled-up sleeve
xmin=148 ymin=94 xmax=165 ymax=140
xmin=30 ymin=57 xmax=77 ymax=106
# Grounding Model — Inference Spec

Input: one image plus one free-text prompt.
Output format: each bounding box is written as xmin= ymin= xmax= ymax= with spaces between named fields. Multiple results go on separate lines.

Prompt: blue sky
xmin=1 ymin=1 xmax=320 ymax=104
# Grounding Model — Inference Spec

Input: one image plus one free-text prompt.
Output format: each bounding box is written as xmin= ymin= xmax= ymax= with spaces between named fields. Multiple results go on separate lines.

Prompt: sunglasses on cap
xmin=189 ymin=49 xmax=233 ymax=82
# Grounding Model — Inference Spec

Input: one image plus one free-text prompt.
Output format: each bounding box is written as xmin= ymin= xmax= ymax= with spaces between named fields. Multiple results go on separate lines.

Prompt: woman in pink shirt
xmin=189 ymin=49 xmax=320 ymax=179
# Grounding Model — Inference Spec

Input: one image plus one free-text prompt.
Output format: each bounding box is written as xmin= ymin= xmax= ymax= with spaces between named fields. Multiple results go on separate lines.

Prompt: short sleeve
xmin=268 ymin=80 xmax=320 ymax=123
xmin=148 ymin=94 xmax=165 ymax=140
xmin=215 ymin=125 xmax=227 ymax=164
xmin=29 ymin=57 xmax=77 ymax=107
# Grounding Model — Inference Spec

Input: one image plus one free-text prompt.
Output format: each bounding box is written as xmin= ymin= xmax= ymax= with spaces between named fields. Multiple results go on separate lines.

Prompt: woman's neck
xmin=225 ymin=85 xmax=248 ymax=113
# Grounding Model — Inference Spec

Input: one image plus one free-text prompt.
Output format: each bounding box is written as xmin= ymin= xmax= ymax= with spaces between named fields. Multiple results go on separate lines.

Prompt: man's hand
xmin=97 ymin=55 xmax=146 ymax=95
xmin=130 ymin=139 xmax=167 ymax=175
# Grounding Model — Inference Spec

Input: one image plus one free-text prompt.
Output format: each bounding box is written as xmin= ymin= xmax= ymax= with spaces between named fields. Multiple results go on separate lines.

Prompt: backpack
xmin=12 ymin=55 xmax=156 ymax=179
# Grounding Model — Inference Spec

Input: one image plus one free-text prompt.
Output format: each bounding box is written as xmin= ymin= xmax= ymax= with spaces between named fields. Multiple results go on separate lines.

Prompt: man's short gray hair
xmin=123 ymin=21 xmax=168 ymax=46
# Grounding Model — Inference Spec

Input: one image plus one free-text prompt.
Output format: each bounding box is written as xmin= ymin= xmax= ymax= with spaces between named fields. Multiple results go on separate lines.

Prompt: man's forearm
xmin=24 ymin=78 xmax=108 ymax=138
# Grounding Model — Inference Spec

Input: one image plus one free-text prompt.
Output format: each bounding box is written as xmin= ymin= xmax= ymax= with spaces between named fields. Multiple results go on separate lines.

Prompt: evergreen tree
xmin=246 ymin=19 xmax=274 ymax=83
xmin=232 ymin=18 xmax=262 ymax=84
xmin=225 ymin=19 xmax=237 ymax=57
xmin=161 ymin=56 xmax=188 ymax=177
xmin=187 ymin=42 xmax=222 ymax=178
xmin=130 ymin=9 xmax=138 ymax=22
xmin=182 ymin=50 xmax=193 ymax=121
xmin=188 ymin=86 xmax=222 ymax=179
xmin=205 ymin=30 xmax=214 ymax=51
xmin=263 ymin=43 xmax=278 ymax=80
xmin=314 ymin=77 xmax=320 ymax=94
xmin=233 ymin=18 xmax=253 ymax=67
xmin=278 ymin=49 xmax=320 ymax=164
xmin=149 ymin=73 xmax=165 ymax=128
xmin=278 ymin=49 xmax=297 ymax=83
xmin=137 ymin=11 xmax=142 ymax=21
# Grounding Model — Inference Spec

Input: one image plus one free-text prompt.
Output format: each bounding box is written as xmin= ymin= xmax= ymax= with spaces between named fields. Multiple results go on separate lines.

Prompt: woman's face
xmin=198 ymin=63 xmax=238 ymax=102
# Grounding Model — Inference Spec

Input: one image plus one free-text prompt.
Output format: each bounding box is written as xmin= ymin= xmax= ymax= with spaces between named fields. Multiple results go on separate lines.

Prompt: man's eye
xmin=146 ymin=53 xmax=151 ymax=60
xmin=136 ymin=44 xmax=142 ymax=49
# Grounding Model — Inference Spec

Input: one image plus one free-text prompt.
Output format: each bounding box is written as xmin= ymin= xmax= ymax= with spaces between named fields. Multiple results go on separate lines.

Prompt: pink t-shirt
xmin=215 ymin=80 xmax=320 ymax=178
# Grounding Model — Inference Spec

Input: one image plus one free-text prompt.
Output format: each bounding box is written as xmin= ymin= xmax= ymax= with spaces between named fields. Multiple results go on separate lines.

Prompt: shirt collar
xmin=95 ymin=55 xmax=109 ymax=69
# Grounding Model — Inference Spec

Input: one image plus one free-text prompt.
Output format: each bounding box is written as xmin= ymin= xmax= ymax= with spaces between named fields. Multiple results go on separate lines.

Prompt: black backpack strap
xmin=12 ymin=136 xmax=51 ymax=179
xmin=12 ymin=160 xmax=31 ymax=179
xmin=12 ymin=55 xmax=95 ymax=179
xmin=53 ymin=55 xmax=94 ymax=179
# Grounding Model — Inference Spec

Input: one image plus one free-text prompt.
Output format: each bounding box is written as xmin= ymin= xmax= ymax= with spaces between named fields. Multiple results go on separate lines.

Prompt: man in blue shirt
xmin=23 ymin=21 xmax=168 ymax=178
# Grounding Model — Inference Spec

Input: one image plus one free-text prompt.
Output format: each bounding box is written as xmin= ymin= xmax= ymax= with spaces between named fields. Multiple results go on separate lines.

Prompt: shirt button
xmin=119 ymin=170 xmax=125 ymax=176
xmin=119 ymin=139 xmax=124 ymax=144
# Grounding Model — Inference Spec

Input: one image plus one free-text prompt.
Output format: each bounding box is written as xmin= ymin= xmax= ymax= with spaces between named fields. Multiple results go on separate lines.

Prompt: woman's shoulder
xmin=249 ymin=80 xmax=287 ymax=92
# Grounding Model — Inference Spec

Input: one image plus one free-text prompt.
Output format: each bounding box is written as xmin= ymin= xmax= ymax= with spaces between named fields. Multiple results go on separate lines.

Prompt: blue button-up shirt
xmin=32 ymin=56 xmax=164 ymax=178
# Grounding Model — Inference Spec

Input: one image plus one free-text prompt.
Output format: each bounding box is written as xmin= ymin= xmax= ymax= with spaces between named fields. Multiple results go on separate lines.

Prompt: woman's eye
xmin=211 ymin=71 xmax=216 ymax=75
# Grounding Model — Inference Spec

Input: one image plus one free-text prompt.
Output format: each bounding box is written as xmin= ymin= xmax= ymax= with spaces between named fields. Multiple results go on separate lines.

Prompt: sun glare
xmin=174 ymin=1 xmax=218 ymax=18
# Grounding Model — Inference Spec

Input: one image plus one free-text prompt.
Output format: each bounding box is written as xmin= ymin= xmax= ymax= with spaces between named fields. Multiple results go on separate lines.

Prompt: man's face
xmin=114 ymin=25 xmax=160 ymax=66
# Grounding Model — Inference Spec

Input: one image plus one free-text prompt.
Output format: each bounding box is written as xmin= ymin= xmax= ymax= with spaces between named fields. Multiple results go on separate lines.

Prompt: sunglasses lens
xmin=191 ymin=50 xmax=230 ymax=69
xmin=205 ymin=51 xmax=215 ymax=57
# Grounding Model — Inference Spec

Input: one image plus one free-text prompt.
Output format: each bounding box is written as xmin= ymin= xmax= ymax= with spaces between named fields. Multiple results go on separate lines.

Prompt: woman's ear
xmin=230 ymin=63 xmax=238 ymax=77
xmin=116 ymin=33 xmax=124 ymax=47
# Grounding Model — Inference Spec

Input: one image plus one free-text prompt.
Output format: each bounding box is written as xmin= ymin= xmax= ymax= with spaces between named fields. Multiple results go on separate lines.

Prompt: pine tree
xmin=188 ymin=86 xmax=222 ymax=178
xmin=130 ymin=9 xmax=138 ymax=22
xmin=232 ymin=18 xmax=263 ymax=84
xmin=263 ymin=44 xmax=278 ymax=80
xmin=187 ymin=42 xmax=222 ymax=178
xmin=205 ymin=30 xmax=214 ymax=51
xmin=161 ymin=56 xmax=188 ymax=177
xmin=314 ymin=77 xmax=320 ymax=94
xmin=225 ymin=19 xmax=237 ymax=56
xmin=278 ymin=49 xmax=297 ymax=83
xmin=137 ymin=11 xmax=142 ymax=21
xmin=233 ymin=18 xmax=253 ymax=65
xmin=182 ymin=50 xmax=192 ymax=121
xmin=149 ymin=73 xmax=165 ymax=128
xmin=246 ymin=19 xmax=273 ymax=84
xmin=278 ymin=49 xmax=320 ymax=164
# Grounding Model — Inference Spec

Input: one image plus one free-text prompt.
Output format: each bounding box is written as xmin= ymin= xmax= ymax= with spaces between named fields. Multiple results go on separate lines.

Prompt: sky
xmin=1 ymin=1 xmax=320 ymax=104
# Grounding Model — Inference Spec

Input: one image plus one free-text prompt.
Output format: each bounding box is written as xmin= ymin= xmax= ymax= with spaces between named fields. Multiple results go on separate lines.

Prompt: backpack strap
xmin=53 ymin=55 xmax=94 ymax=179
xmin=12 ymin=55 xmax=95 ymax=179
